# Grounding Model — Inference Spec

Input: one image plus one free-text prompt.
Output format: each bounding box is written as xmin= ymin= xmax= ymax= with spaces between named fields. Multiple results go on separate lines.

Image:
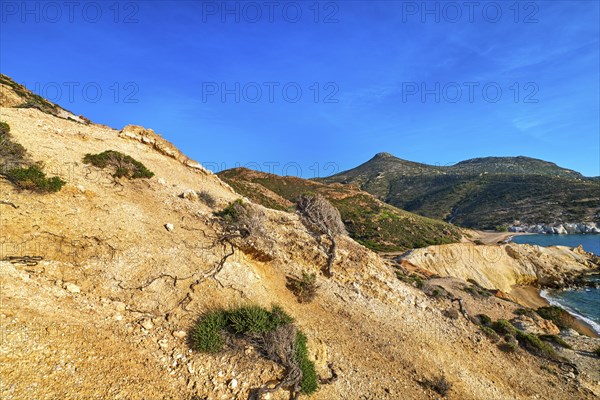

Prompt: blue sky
xmin=1 ymin=0 xmax=599 ymax=177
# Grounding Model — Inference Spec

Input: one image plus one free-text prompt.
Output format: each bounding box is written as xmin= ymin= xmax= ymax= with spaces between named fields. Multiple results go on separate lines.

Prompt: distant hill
xmin=319 ymin=153 xmax=600 ymax=229
xmin=218 ymin=167 xmax=463 ymax=252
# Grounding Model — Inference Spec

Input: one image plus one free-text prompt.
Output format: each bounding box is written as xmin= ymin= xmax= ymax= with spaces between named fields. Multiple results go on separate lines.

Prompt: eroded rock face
xmin=119 ymin=125 xmax=211 ymax=174
xmin=399 ymin=242 xmax=598 ymax=293
xmin=512 ymin=315 xmax=560 ymax=336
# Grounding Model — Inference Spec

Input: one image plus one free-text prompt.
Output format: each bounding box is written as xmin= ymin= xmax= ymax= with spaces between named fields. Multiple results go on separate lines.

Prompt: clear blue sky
xmin=1 ymin=1 xmax=599 ymax=177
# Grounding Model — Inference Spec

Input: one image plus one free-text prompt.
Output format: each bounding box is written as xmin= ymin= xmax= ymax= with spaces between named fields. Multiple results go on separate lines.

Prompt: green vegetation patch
xmin=192 ymin=305 xmax=317 ymax=396
xmin=83 ymin=150 xmax=154 ymax=179
xmin=538 ymin=334 xmax=572 ymax=349
xmin=5 ymin=165 xmax=66 ymax=193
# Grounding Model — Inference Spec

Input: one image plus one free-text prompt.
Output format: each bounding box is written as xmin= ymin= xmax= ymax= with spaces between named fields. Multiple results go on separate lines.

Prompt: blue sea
xmin=512 ymin=234 xmax=600 ymax=334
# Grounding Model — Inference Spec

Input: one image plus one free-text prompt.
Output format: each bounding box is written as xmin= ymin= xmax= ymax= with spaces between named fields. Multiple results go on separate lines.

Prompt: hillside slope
xmin=1 ymin=76 xmax=599 ymax=399
xmin=218 ymin=167 xmax=463 ymax=252
xmin=320 ymin=152 xmax=600 ymax=229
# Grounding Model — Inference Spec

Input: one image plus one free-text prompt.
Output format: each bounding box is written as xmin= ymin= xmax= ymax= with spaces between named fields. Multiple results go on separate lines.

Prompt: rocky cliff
xmin=399 ymin=242 xmax=600 ymax=293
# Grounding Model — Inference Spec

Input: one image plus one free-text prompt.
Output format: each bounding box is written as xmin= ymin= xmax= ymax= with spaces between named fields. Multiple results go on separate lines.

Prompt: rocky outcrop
xmin=398 ymin=242 xmax=599 ymax=293
xmin=119 ymin=125 xmax=211 ymax=174
xmin=509 ymin=222 xmax=600 ymax=234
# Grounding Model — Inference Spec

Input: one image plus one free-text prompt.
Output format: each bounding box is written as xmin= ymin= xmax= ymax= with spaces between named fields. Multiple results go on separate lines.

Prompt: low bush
xmin=499 ymin=334 xmax=518 ymax=353
xmin=295 ymin=331 xmax=318 ymax=394
xmin=515 ymin=331 xmax=560 ymax=360
xmin=0 ymin=121 xmax=27 ymax=167
xmin=480 ymin=326 xmax=500 ymax=342
xmin=287 ymin=271 xmax=318 ymax=303
xmin=536 ymin=306 xmax=572 ymax=330
xmin=594 ymin=347 xmax=600 ymax=357
xmin=83 ymin=150 xmax=154 ymax=179
xmin=539 ymin=334 xmax=572 ymax=349
xmin=491 ymin=319 xmax=518 ymax=336
xmin=396 ymin=272 xmax=425 ymax=289
xmin=5 ymin=165 xmax=66 ymax=193
xmin=217 ymin=199 xmax=244 ymax=222
xmin=192 ymin=305 xmax=318 ymax=397
xmin=197 ymin=190 xmax=216 ymax=207
xmin=423 ymin=374 xmax=452 ymax=397
xmin=475 ymin=314 xmax=492 ymax=326
xmin=514 ymin=308 xmax=535 ymax=317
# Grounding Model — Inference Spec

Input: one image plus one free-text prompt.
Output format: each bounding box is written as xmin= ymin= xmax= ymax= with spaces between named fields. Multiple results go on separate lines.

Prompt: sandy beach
xmin=468 ymin=230 xmax=531 ymax=244
xmin=509 ymin=285 xmax=599 ymax=338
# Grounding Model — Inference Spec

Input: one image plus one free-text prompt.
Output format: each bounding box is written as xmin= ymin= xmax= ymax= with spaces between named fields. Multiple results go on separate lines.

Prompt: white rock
xmin=157 ymin=178 xmax=167 ymax=185
xmin=165 ymin=223 xmax=174 ymax=232
xmin=65 ymin=283 xmax=80 ymax=293
xmin=141 ymin=319 xmax=154 ymax=330
xmin=76 ymin=185 xmax=85 ymax=193
xmin=173 ymin=330 xmax=187 ymax=339
xmin=181 ymin=189 xmax=199 ymax=201
xmin=228 ymin=378 xmax=238 ymax=389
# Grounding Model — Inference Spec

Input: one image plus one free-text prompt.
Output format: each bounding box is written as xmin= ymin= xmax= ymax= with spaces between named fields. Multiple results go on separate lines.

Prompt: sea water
xmin=512 ymin=234 xmax=600 ymax=334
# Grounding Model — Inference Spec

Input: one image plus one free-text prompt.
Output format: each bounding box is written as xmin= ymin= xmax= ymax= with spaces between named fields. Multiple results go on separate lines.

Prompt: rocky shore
xmin=509 ymin=222 xmax=600 ymax=234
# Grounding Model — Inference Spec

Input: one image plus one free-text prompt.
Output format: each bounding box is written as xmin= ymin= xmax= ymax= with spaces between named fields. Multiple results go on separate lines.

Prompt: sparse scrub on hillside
xmin=482 ymin=317 xmax=563 ymax=360
xmin=197 ymin=190 xmax=216 ymax=207
xmin=5 ymin=164 xmax=66 ymax=193
xmin=421 ymin=374 xmax=452 ymax=397
xmin=463 ymin=280 xmax=493 ymax=298
xmin=296 ymin=193 xmax=346 ymax=277
xmin=499 ymin=334 xmax=518 ymax=353
xmin=287 ymin=271 xmax=318 ymax=303
xmin=0 ymin=121 xmax=27 ymax=168
xmin=515 ymin=331 xmax=560 ymax=360
xmin=538 ymin=334 xmax=571 ymax=349
xmin=480 ymin=326 xmax=500 ymax=342
xmin=395 ymin=271 xmax=425 ymax=289
xmin=192 ymin=305 xmax=318 ymax=398
xmin=83 ymin=150 xmax=154 ymax=179
xmin=0 ymin=121 xmax=66 ymax=193
xmin=536 ymin=306 xmax=574 ymax=330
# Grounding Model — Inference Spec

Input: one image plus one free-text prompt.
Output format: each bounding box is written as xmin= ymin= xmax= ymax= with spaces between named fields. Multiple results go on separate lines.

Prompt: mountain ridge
xmin=320 ymin=152 xmax=599 ymax=229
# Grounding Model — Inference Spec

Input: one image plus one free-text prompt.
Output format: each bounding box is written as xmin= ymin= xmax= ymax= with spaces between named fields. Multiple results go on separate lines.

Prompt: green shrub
xmin=476 ymin=314 xmax=492 ymax=326
xmin=491 ymin=319 xmax=517 ymax=336
xmin=5 ymin=165 xmax=65 ymax=193
xmin=499 ymin=335 xmax=518 ymax=353
xmin=288 ymin=271 xmax=318 ymax=303
xmin=0 ymin=121 xmax=27 ymax=166
xmin=539 ymin=334 xmax=572 ymax=349
xmin=193 ymin=305 xmax=317 ymax=396
xmin=593 ymin=347 xmax=600 ymax=357
xmin=536 ymin=306 xmax=571 ymax=329
xmin=226 ymin=305 xmax=293 ymax=334
xmin=192 ymin=310 xmax=228 ymax=353
xmin=0 ymin=121 xmax=9 ymax=136
xmin=295 ymin=331 xmax=318 ymax=394
xmin=83 ymin=150 xmax=154 ymax=179
xmin=396 ymin=272 xmax=425 ymax=289
xmin=515 ymin=308 xmax=534 ymax=317
xmin=515 ymin=331 xmax=560 ymax=360
xmin=217 ymin=199 xmax=244 ymax=221
xmin=480 ymin=326 xmax=500 ymax=342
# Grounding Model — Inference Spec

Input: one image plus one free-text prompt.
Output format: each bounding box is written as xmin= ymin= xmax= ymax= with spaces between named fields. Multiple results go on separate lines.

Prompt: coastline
xmin=509 ymin=285 xmax=599 ymax=338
